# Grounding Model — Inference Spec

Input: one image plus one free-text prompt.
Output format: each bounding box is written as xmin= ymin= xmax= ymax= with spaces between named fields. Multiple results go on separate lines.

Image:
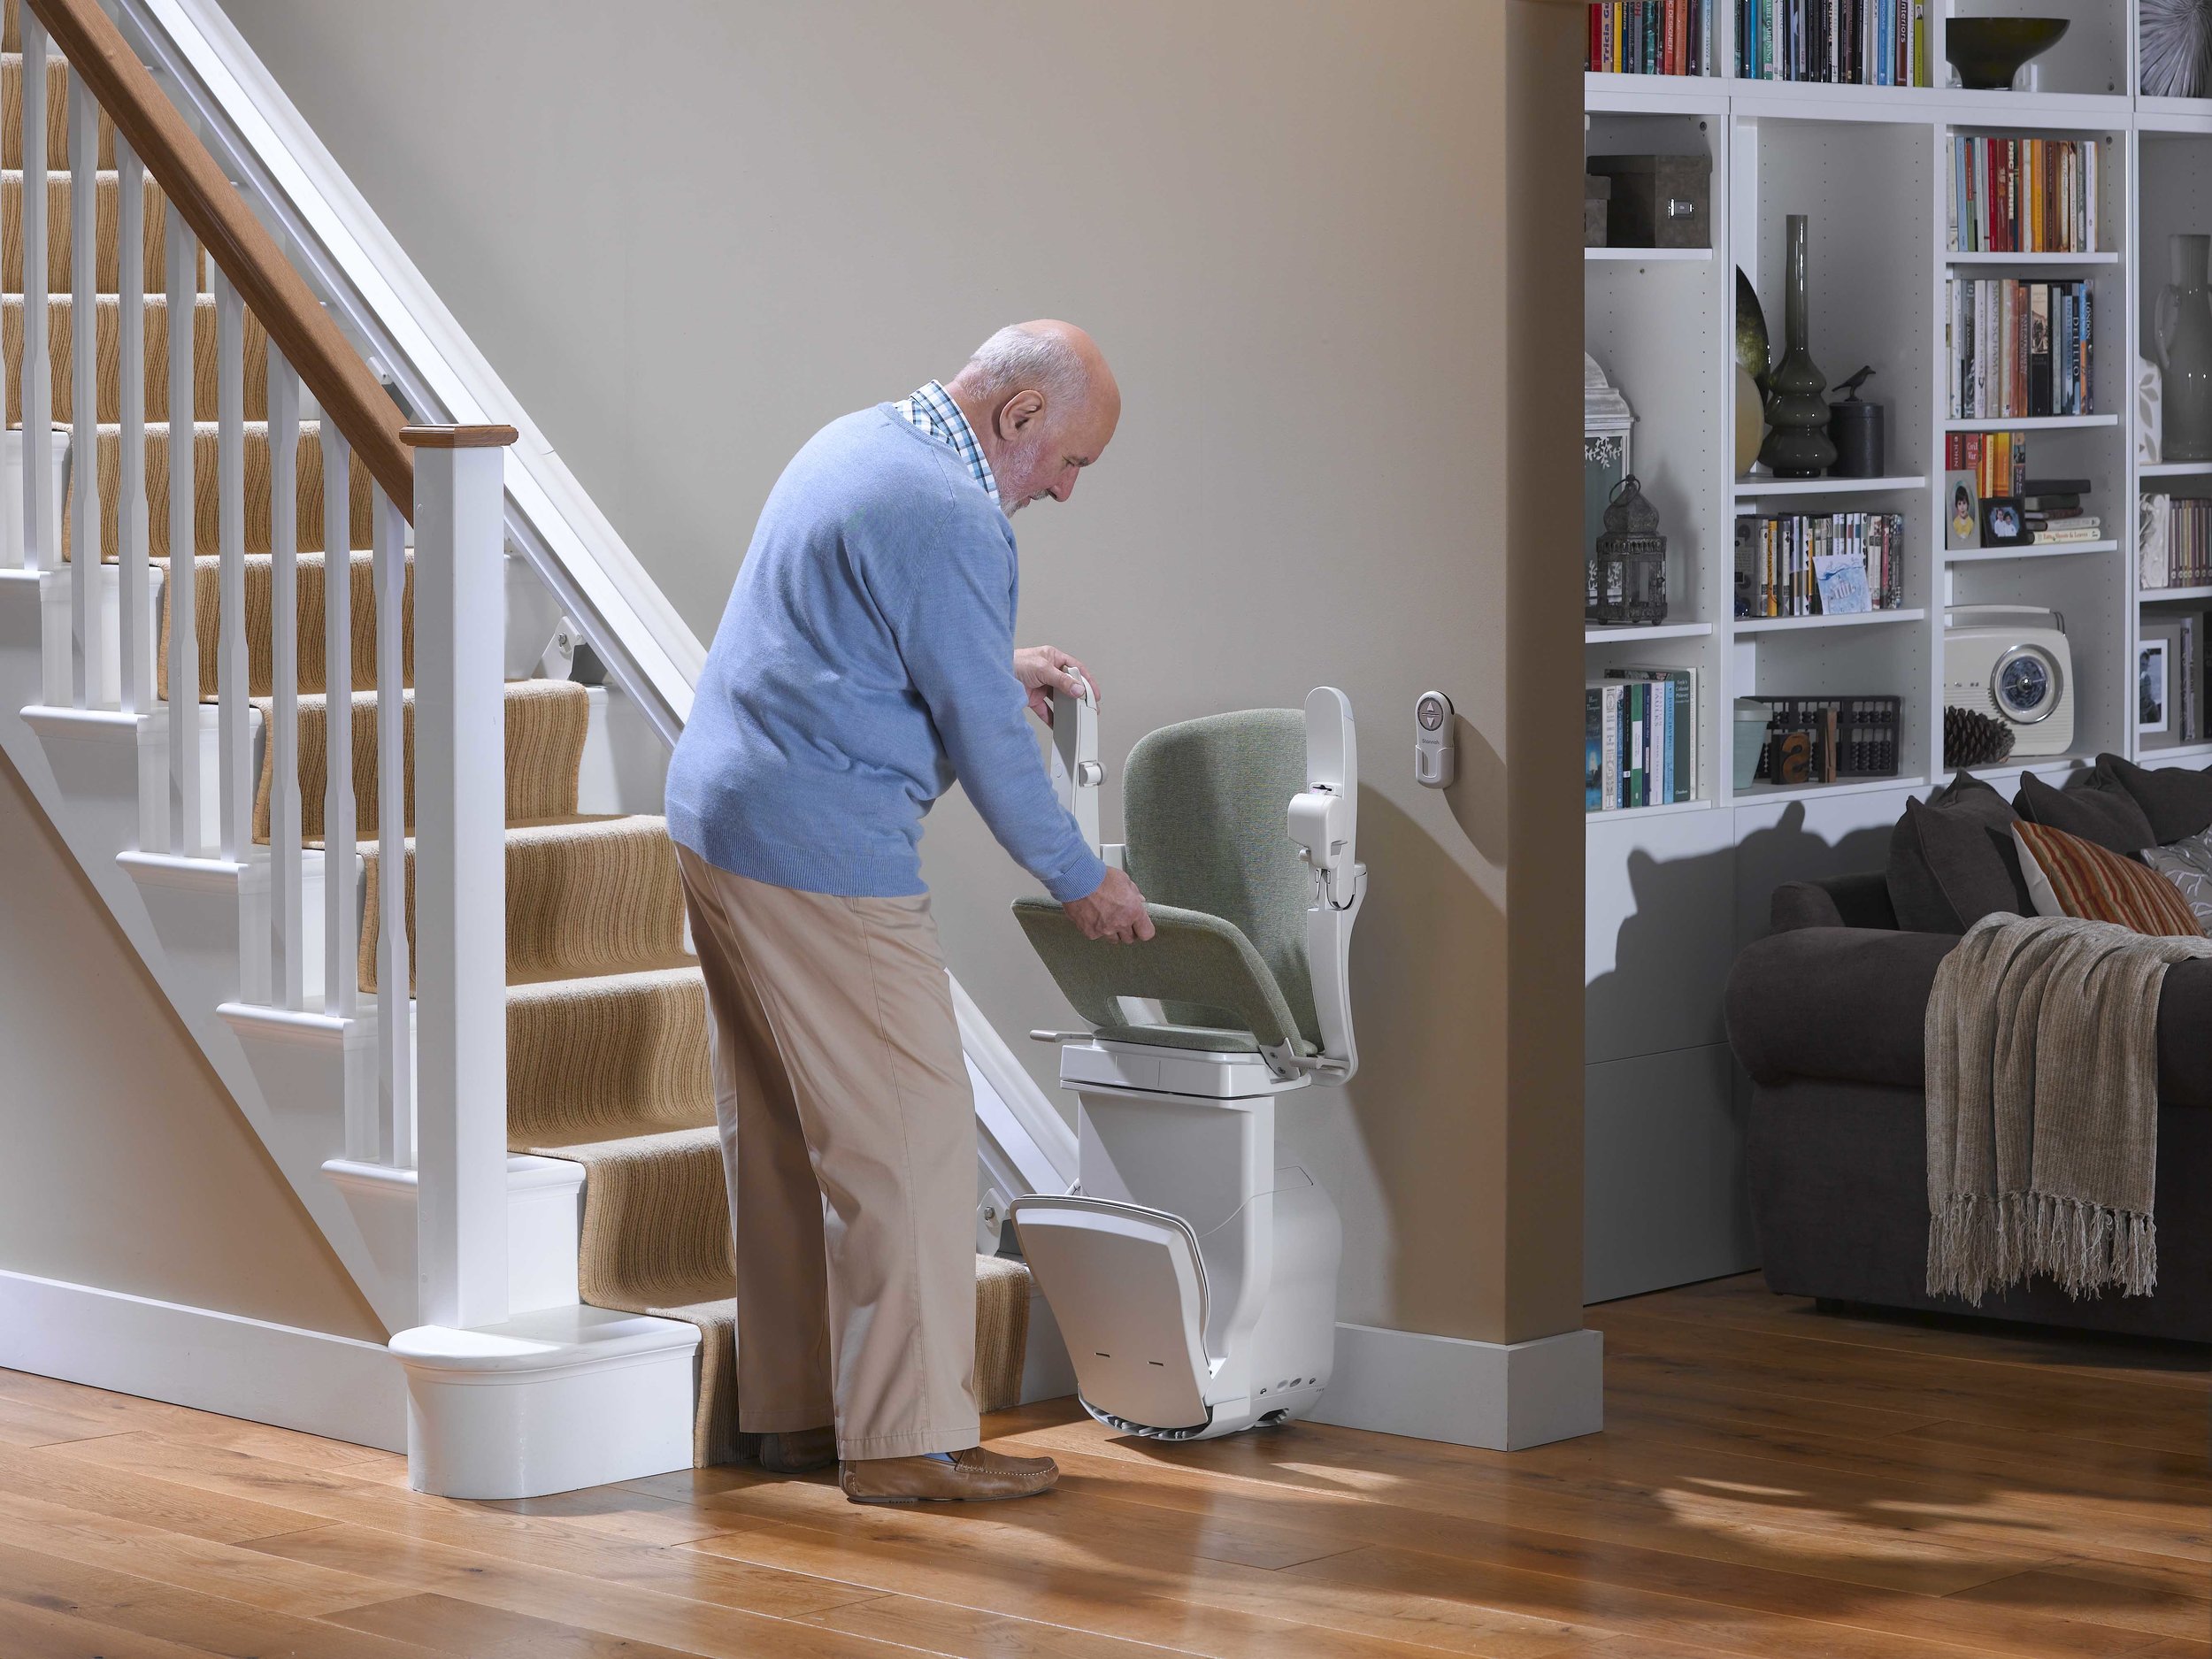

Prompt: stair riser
xmin=5 ymin=291 xmax=270 ymax=423
xmin=0 ymin=55 xmax=116 ymax=170
xmin=159 ymin=549 xmax=409 ymax=705
xmin=60 ymin=419 xmax=373 ymax=563
xmin=506 ymin=973 xmax=713 ymax=1145
xmin=250 ymin=682 xmax=586 ymax=846
xmin=2 ymin=169 xmax=202 ymax=296
xmin=359 ymin=820 xmax=688 ymax=995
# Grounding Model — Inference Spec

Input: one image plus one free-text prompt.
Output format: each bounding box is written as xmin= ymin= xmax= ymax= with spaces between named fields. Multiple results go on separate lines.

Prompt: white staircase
xmin=0 ymin=0 xmax=1078 ymax=1497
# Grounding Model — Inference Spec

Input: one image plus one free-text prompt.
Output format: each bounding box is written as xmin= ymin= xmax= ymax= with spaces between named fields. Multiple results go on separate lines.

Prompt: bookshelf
xmin=1582 ymin=5 xmax=2206 ymax=1305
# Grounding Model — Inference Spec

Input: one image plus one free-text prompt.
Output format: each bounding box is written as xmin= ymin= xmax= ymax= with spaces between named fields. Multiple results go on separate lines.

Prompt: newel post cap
xmin=400 ymin=424 xmax=519 ymax=449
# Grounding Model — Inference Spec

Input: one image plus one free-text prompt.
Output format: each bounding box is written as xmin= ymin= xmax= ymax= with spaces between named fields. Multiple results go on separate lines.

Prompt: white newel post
xmin=404 ymin=426 xmax=517 ymax=1332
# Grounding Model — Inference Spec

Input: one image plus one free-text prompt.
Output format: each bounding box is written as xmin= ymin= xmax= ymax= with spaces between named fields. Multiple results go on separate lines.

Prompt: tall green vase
xmin=1758 ymin=215 xmax=1838 ymax=478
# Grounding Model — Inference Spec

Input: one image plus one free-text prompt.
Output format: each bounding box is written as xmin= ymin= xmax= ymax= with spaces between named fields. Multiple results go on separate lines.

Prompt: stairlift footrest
xmin=1010 ymin=1195 xmax=1213 ymax=1437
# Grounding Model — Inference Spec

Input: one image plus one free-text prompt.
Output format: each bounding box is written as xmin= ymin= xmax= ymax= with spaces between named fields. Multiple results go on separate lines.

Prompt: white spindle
xmin=407 ymin=428 xmax=512 ymax=1330
xmin=321 ymin=423 xmax=357 ymax=1022
xmin=266 ymin=359 xmax=303 ymax=1009
xmin=213 ymin=268 xmax=247 ymax=861
xmin=117 ymin=142 xmax=150 ymax=716
xmin=20 ymin=15 xmax=50 ymax=575
xmin=66 ymin=77 xmax=100 ymax=708
xmin=373 ymin=485 xmax=413 ymax=1169
xmin=165 ymin=210 xmax=200 ymax=855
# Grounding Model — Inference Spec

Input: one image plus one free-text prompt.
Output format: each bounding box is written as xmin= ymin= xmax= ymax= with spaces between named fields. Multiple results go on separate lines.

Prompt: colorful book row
xmin=1732 ymin=513 xmax=1906 ymax=619
xmin=1586 ymin=666 xmax=1699 ymax=812
xmin=1947 ymin=137 xmax=2101 ymax=255
xmin=1944 ymin=431 xmax=2027 ymax=505
xmin=1586 ymin=1 xmax=1714 ymax=74
xmin=1736 ymin=0 xmax=1926 ymax=84
xmin=1946 ymin=280 xmax=2094 ymax=420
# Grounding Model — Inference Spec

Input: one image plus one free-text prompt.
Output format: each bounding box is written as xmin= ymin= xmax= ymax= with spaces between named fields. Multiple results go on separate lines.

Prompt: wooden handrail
xmin=26 ymin=0 xmax=413 ymax=517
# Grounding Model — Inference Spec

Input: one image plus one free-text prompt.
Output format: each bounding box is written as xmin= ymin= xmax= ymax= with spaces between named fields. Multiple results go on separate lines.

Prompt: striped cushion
xmin=2012 ymin=821 xmax=2204 ymax=938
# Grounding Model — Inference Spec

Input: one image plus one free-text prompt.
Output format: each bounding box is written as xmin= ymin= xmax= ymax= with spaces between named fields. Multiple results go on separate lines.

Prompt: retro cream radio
xmin=1944 ymin=605 xmax=2074 ymax=758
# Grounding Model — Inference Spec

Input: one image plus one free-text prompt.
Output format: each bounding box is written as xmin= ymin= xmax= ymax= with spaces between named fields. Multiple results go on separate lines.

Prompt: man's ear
xmin=995 ymin=388 xmax=1046 ymax=438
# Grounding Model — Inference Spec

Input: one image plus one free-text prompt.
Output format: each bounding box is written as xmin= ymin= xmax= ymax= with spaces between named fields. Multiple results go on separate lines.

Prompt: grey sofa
xmin=1727 ymin=854 xmax=2212 ymax=1347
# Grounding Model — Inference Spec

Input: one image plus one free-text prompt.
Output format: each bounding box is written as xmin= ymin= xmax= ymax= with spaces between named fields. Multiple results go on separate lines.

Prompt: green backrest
xmin=1121 ymin=709 xmax=1317 ymax=1047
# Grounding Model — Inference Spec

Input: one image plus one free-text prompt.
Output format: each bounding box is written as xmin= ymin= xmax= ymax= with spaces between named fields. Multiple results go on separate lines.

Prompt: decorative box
xmin=1584 ymin=173 xmax=1611 ymax=249
xmin=1586 ymin=153 xmax=1711 ymax=250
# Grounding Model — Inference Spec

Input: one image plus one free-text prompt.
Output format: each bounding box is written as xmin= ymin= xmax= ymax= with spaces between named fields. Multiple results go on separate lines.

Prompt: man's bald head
xmin=945 ymin=320 xmax=1119 ymax=513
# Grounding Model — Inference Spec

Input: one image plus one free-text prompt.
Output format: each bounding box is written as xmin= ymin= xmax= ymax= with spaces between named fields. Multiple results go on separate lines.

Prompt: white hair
xmin=960 ymin=325 xmax=1090 ymax=408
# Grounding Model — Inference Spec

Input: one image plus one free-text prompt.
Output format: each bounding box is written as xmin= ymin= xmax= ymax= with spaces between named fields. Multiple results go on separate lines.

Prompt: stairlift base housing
xmin=1012 ymin=687 xmax=1363 ymax=1441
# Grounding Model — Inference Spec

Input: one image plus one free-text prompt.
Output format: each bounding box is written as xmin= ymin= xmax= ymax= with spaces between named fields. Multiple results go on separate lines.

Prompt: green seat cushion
xmin=1010 ymin=898 xmax=1314 ymax=1056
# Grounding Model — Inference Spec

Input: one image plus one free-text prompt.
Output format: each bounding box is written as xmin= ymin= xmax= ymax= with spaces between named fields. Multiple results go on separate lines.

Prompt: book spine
xmin=1586 ymin=687 xmax=1602 ymax=810
xmin=1608 ymin=686 xmax=1621 ymax=809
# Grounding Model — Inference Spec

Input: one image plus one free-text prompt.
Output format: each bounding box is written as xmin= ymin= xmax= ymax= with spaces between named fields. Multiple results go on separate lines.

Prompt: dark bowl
xmin=1944 ymin=17 xmax=2070 ymax=90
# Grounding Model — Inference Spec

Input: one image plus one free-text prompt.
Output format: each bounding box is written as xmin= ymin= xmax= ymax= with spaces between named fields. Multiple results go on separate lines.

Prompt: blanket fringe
xmin=1926 ymin=1192 xmax=2157 ymax=1305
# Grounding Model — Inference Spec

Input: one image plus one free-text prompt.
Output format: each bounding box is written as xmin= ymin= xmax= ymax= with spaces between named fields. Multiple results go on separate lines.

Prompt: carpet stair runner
xmin=21 ymin=0 xmax=1029 ymax=1466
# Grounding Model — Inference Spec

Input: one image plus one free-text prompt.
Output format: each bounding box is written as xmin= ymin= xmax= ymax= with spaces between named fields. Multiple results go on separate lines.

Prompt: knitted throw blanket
xmin=1924 ymin=913 xmax=2211 ymax=1303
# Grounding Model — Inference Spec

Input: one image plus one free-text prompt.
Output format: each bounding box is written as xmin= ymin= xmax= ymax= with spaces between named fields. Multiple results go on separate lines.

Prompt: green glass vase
xmin=1758 ymin=215 xmax=1837 ymax=479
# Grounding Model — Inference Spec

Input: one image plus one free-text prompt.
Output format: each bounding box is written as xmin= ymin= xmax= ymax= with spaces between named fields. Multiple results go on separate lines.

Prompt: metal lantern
xmin=1589 ymin=474 xmax=1669 ymax=626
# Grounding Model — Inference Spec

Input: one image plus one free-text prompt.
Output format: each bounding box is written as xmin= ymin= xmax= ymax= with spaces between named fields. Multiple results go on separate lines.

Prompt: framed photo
xmin=1980 ymin=495 xmax=2030 ymax=548
xmin=1945 ymin=470 xmax=1981 ymax=550
xmin=2142 ymin=618 xmax=2185 ymax=749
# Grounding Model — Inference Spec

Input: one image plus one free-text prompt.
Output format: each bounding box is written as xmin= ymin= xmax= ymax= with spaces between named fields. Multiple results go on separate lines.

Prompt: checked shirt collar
xmin=895 ymin=380 xmax=1000 ymax=509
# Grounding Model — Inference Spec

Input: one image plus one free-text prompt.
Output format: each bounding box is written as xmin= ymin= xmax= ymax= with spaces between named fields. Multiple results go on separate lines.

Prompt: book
xmin=1607 ymin=665 xmax=1697 ymax=804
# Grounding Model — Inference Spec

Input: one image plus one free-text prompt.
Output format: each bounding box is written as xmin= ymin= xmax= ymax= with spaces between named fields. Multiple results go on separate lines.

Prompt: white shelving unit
xmin=1582 ymin=5 xmax=2203 ymax=1306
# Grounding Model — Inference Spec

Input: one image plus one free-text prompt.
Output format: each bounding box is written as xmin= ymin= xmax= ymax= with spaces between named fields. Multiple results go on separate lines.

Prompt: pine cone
xmin=1944 ymin=704 xmax=2016 ymax=771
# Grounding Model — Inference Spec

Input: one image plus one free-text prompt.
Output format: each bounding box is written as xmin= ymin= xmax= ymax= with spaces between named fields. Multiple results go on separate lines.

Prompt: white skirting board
xmin=0 ymin=1268 xmax=406 ymax=1451
xmin=1307 ymin=1321 xmax=1603 ymax=1450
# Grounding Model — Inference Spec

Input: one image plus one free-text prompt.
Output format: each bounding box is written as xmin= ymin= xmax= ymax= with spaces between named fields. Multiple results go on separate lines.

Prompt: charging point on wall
xmin=1414 ymin=690 xmax=1455 ymax=787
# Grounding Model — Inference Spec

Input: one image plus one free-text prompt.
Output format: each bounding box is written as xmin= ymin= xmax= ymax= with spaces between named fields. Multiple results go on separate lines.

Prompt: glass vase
xmin=1757 ymin=215 xmax=1837 ymax=479
xmin=2158 ymin=234 xmax=2212 ymax=465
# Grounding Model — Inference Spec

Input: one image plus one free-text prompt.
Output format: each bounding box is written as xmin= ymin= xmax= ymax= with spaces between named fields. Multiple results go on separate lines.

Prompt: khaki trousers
xmin=675 ymin=847 xmax=979 ymax=1459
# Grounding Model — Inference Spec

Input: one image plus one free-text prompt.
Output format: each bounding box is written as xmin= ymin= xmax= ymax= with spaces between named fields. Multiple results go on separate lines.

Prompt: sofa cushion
xmin=2010 ymin=821 xmax=2201 ymax=936
xmin=2100 ymin=752 xmax=2212 ymax=845
xmin=2143 ymin=829 xmax=2212 ymax=933
xmin=2013 ymin=769 xmax=2156 ymax=858
xmin=1885 ymin=772 xmax=2030 ymax=934
xmin=1725 ymin=921 xmax=2212 ymax=1107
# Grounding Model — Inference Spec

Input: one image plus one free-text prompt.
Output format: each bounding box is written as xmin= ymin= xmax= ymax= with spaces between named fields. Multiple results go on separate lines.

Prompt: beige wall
xmin=0 ymin=752 xmax=384 ymax=1340
xmin=221 ymin=0 xmax=1585 ymax=1345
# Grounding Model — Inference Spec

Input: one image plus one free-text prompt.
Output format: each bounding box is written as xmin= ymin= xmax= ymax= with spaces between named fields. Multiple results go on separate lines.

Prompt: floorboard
xmin=0 ymin=1273 xmax=2200 ymax=1659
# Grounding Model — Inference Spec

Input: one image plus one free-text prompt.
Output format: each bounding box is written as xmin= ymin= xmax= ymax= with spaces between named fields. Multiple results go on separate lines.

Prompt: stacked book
xmin=1732 ymin=512 xmax=1906 ymax=619
xmin=2024 ymin=478 xmax=2099 ymax=546
xmin=1586 ymin=666 xmax=1698 ymax=812
xmin=1735 ymin=0 xmax=1926 ymax=83
xmin=1948 ymin=137 xmax=2101 ymax=253
xmin=1946 ymin=431 xmax=2027 ymax=502
xmin=1945 ymin=280 xmax=2094 ymax=419
xmin=1586 ymin=2 xmax=1713 ymax=73
xmin=2143 ymin=496 xmax=2212 ymax=590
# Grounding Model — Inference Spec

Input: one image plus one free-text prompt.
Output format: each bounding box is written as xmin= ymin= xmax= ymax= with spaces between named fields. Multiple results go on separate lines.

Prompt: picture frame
xmin=2143 ymin=618 xmax=2186 ymax=749
xmin=1945 ymin=470 xmax=1981 ymax=550
xmin=1980 ymin=495 xmax=2029 ymax=548
xmin=2141 ymin=637 xmax=2170 ymax=736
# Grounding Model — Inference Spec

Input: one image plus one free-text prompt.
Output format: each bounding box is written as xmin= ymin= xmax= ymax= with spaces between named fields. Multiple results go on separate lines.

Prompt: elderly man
xmin=665 ymin=321 xmax=1151 ymax=1505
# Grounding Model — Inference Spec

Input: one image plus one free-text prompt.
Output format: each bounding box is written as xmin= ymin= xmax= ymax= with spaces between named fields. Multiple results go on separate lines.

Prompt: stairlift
xmin=1010 ymin=684 xmax=1364 ymax=1440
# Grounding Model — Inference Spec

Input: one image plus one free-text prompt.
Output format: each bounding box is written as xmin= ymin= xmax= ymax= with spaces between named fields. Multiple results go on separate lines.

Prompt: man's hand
xmin=1064 ymin=866 xmax=1155 ymax=944
xmin=1015 ymin=646 xmax=1097 ymax=725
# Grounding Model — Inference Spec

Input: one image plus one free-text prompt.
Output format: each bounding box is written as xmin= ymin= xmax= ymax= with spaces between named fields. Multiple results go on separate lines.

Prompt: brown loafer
xmin=839 ymin=1446 xmax=1059 ymax=1504
xmin=759 ymin=1425 xmax=839 ymax=1474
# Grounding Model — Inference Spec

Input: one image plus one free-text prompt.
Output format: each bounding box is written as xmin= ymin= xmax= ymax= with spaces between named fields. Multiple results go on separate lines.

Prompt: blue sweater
xmin=665 ymin=406 xmax=1107 ymax=905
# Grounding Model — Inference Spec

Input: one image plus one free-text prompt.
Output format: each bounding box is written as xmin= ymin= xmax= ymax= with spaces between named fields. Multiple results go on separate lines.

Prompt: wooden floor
xmin=0 ymin=1274 xmax=2204 ymax=1659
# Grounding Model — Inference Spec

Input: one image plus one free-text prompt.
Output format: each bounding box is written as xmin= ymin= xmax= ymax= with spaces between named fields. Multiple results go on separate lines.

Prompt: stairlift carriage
xmin=1010 ymin=685 xmax=1364 ymax=1440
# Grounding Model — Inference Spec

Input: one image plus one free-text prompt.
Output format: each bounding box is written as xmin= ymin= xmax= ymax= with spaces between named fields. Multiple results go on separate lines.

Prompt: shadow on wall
xmin=1441 ymin=714 xmax=1506 ymax=866
xmin=1579 ymin=800 xmax=1901 ymax=1303
xmin=1329 ymin=781 xmax=1506 ymax=1339
xmin=1587 ymin=800 xmax=1898 ymax=1059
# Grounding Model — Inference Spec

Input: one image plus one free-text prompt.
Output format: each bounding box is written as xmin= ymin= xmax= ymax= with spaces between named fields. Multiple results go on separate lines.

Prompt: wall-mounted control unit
xmin=1414 ymin=689 xmax=1455 ymax=787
